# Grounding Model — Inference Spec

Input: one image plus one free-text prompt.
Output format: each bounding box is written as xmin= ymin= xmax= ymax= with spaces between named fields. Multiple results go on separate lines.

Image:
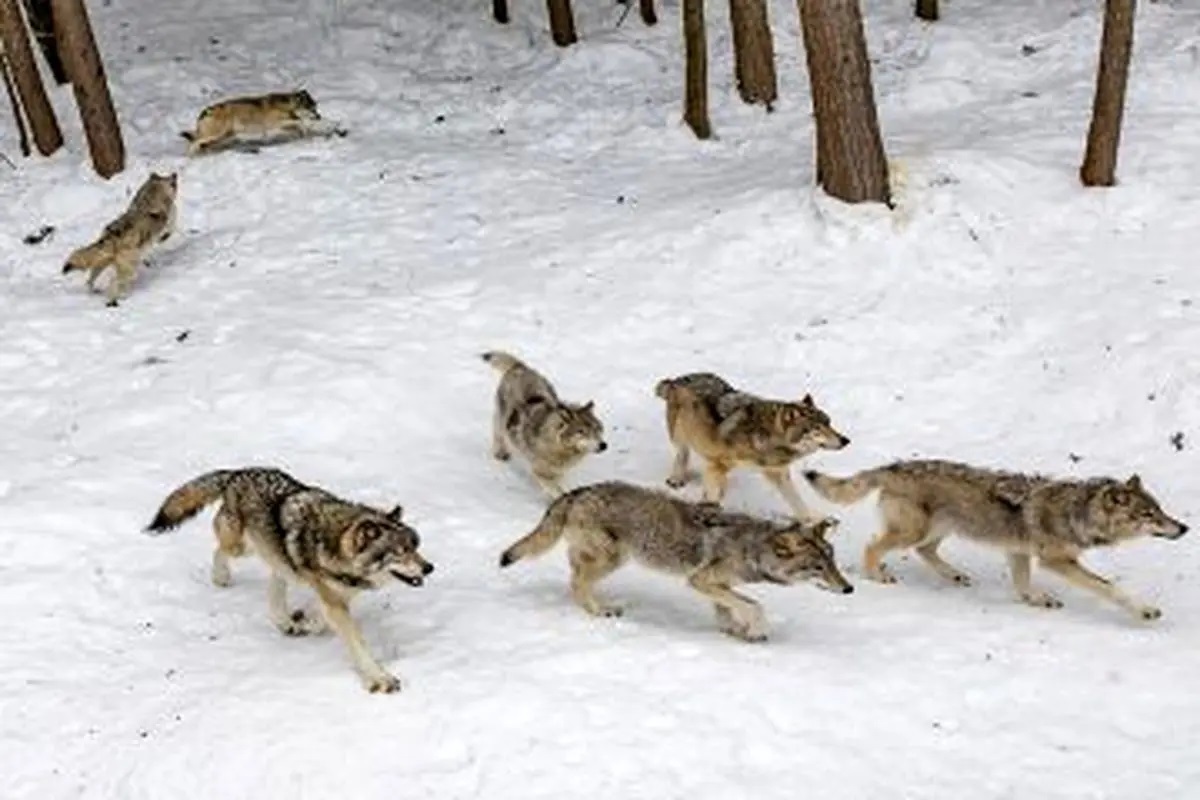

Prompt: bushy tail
xmin=146 ymin=470 xmax=237 ymax=533
xmin=654 ymin=377 xmax=678 ymax=400
xmin=62 ymin=242 xmax=108 ymax=274
xmin=499 ymin=495 xmax=573 ymax=567
xmin=481 ymin=350 xmax=525 ymax=374
xmin=803 ymin=468 xmax=884 ymax=505
xmin=179 ymin=130 xmax=195 ymax=142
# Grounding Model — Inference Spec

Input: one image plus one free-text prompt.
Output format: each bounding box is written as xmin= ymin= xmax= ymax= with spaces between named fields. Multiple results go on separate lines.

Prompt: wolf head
xmin=761 ymin=517 xmax=854 ymax=594
xmin=145 ymin=171 xmax=179 ymax=202
xmin=551 ymin=401 xmax=607 ymax=455
xmin=774 ymin=394 xmax=850 ymax=455
xmin=1087 ymin=475 xmax=1188 ymax=542
xmin=339 ymin=504 xmax=435 ymax=588
xmin=291 ymin=88 xmax=321 ymax=120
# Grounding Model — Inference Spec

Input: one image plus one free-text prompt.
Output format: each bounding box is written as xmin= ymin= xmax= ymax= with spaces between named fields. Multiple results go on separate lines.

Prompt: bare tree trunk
xmin=546 ymin=0 xmax=576 ymax=46
xmin=682 ymin=0 xmax=711 ymax=139
xmin=729 ymin=0 xmax=777 ymax=111
xmin=640 ymin=0 xmax=657 ymax=25
xmin=914 ymin=0 xmax=938 ymax=22
xmin=797 ymin=0 xmax=890 ymax=204
xmin=0 ymin=0 xmax=61 ymax=155
xmin=493 ymin=0 xmax=510 ymax=24
xmin=1 ymin=49 xmax=31 ymax=155
xmin=21 ymin=0 xmax=64 ymax=83
xmin=52 ymin=0 xmax=124 ymax=178
xmin=1080 ymin=0 xmax=1135 ymax=187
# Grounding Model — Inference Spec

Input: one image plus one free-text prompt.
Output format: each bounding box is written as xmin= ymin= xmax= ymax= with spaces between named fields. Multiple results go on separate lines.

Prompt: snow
xmin=3 ymin=0 xmax=1200 ymax=796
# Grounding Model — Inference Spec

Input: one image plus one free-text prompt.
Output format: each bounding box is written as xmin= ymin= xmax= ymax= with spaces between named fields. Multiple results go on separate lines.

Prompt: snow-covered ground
xmin=3 ymin=0 xmax=1200 ymax=796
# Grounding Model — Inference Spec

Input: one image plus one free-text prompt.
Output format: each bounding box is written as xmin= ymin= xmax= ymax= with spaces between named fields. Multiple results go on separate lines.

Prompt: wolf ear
xmin=811 ymin=517 xmax=839 ymax=539
xmin=387 ymin=504 xmax=404 ymax=522
xmin=800 ymin=393 xmax=815 ymax=408
xmin=1126 ymin=474 xmax=1143 ymax=491
xmin=580 ymin=400 xmax=595 ymax=414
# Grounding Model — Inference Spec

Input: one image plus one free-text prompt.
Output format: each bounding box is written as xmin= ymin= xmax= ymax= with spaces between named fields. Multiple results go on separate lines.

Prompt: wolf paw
xmin=1138 ymin=606 xmax=1162 ymax=621
xmin=867 ymin=569 xmax=898 ymax=585
xmin=665 ymin=471 xmax=696 ymax=489
xmin=1023 ymin=592 xmax=1063 ymax=610
xmin=210 ymin=567 xmax=232 ymax=588
xmin=949 ymin=572 xmax=972 ymax=587
xmin=595 ymin=605 xmax=624 ymax=619
xmin=492 ymin=450 xmax=511 ymax=462
xmin=106 ymin=299 xmax=120 ymax=308
xmin=278 ymin=610 xmax=324 ymax=636
xmin=364 ymin=673 xmax=402 ymax=694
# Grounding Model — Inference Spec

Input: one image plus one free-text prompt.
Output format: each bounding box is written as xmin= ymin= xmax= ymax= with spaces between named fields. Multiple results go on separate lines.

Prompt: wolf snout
xmin=836 ymin=435 xmax=851 ymax=448
xmin=61 ymin=262 xmax=74 ymax=274
xmin=840 ymin=584 xmax=854 ymax=594
xmin=596 ymin=441 xmax=608 ymax=453
xmin=422 ymin=562 xmax=435 ymax=575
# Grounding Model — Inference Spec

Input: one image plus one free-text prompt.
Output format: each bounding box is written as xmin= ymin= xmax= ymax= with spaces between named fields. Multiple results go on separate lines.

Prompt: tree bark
xmin=729 ymin=0 xmax=777 ymax=110
xmin=914 ymin=0 xmax=938 ymax=22
xmin=640 ymin=0 xmax=657 ymax=25
xmin=52 ymin=0 xmax=124 ymax=178
xmin=0 ymin=0 xmax=61 ymax=155
xmin=546 ymin=0 xmax=576 ymax=47
xmin=1 ymin=49 xmax=32 ymax=155
xmin=1080 ymin=0 xmax=1135 ymax=187
xmin=21 ymin=0 xmax=65 ymax=83
xmin=797 ymin=0 xmax=890 ymax=204
xmin=493 ymin=0 xmax=509 ymax=24
xmin=682 ymin=0 xmax=711 ymax=139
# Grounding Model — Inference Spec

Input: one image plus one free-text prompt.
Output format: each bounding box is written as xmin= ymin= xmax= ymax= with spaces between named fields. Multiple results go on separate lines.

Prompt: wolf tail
xmin=481 ymin=350 xmax=526 ymax=375
xmin=499 ymin=493 xmax=573 ymax=567
xmin=179 ymin=130 xmax=195 ymax=142
xmin=803 ymin=468 xmax=885 ymax=505
xmin=62 ymin=242 xmax=108 ymax=274
xmin=653 ymin=377 xmax=679 ymax=400
xmin=146 ymin=470 xmax=238 ymax=533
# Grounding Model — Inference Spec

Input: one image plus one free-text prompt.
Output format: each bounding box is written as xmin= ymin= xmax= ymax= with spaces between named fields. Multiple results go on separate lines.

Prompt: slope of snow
xmin=2 ymin=0 xmax=1199 ymax=797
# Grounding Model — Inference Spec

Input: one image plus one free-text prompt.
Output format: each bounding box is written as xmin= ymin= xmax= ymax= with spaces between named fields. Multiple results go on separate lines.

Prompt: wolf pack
xmin=64 ymin=90 xmax=1189 ymax=694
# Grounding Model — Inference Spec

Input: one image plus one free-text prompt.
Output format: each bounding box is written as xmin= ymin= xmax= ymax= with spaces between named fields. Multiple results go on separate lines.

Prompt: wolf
xmin=62 ymin=172 xmax=178 ymax=307
xmin=146 ymin=467 xmax=434 ymax=693
xmin=654 ymin=372 xmax=850 ymax=520
xmin=805 ymin=459 xmax=1188 ymax=620
xmin=180 ymin=90 xmax=340 ymax=155
xmin=482 ymin=350 xmax=606 ymax=498
xmin=498 ymin=480 xmax=852 ymax=641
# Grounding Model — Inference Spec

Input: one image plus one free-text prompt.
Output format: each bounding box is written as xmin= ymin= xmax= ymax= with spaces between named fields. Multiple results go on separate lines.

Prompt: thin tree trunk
xmin=493 ymin=0 xmax=509 ymax=24
xmin=914 ymin=0 xmax=938 ymax=22
xmin=797 ymin=0 xmax=890 ymax=204
xmin=729 ymin=0 xmax=777 ymax=111
xmin=52 ymin=0 xmax=124 ymax=178
xmin=1080 ymin=0 xmax=1135 ymax=187
xmin=1 ymin=50 xmax=31 ymax=155
xmin=21 ymin=0 xmax=64 ymax=83
xmin=0 ymin=0 xmax=61 ymax=155
xmin=682 ymin=0 xmax=711 ymax=139
xmin=546 ymin=0 xmax=576 ymax=46
xmin=640 ymin=0 xmax=657 ymax=25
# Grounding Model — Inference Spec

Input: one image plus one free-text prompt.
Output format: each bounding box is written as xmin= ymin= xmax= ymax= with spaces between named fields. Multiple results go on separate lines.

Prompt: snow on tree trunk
xmin=546 ymin=0 xmax=577 ymax=47
xmin=682 ymin=0 xmax=711 ymax=139
xmin=52 ymin=0 xmax=124 ymax=178
xmin=1080 ymin=0 xmax=1135 ymax=188
xmin=729 ymin=0 xmax=777 ymax=111
xmin=0 ymin=0 xmax=62 ymax=155
xmin=797 ymin=0 xmax=890 ymax=205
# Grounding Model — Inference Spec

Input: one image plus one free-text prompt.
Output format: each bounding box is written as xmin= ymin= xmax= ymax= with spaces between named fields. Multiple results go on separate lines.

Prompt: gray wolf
xmin=805 ymin=459 xmax=1188 ymax=620
xmin=498 ymin=480 xmax=852 ymax=641
xmin=180 ymin=90 xmax=339 ymax=155
xmin=62 ymin=172 xmax=178 ymax=307
xmin=482 ymin=350 xmax=606 ymax=498
xmin=654 ymin=372 xmax=849 ymax=520
xmin=146 ymin=467 xmax=434 ymax=693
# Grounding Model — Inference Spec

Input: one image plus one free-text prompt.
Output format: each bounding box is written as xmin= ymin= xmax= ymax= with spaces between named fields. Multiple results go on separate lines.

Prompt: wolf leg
xmin=310 ymin=581 xmax=400 ymax=693
xmin=665 ymin=443 xmax=695 ymax=488
xmin=104 ymin=254 xmax=138 ymax=307
xmin=211 ymin=505 xmax=244 ymax=587
xmin=914 ymin=537 xmax=971 ymax=586
xmin=1006 ymin=553 xmax=1062 ymax=608
xmin=491 ymin=406 xmax=511 ymax=461
xmin=267 ymin=574 xmax=325 ymax=636
xmin=761 ymin=467 xmax=817 ymax=521
xmin=568 ymin=543 xmax=624 ymax=617
xmin=700 ymin=461 xmax=731 ymax=504
xmin=1039 ymin=557 xmax=1160 ymax=620
xmin=688 ymin=569 xmax=767 ymax=641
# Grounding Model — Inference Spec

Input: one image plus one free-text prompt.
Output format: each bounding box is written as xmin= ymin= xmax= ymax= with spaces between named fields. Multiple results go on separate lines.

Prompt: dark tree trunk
xmin=546 ymin=0 xmax=577 ymax=46
xmin=797 ymin=0 xmax=890 ymax=204
xmin=1080 ymin=0 xmax=1135 ymax=187
xmin=914 ymin=0 xmax=938 ymax=22
xmin=729 ymin=0 xmax=777 ymax=110
xmin=493 ymin=0 xmax=510 ymax=24
xmin=682 ymin=0 xmax=711 ymax=139
xmin=1 ymin=50 xmax=31 ymax=155
xmin=21 ymin=0 xmax=65 ymax=83
xmin=0 ymin=0 xmax=62 ymax=155
xmin=640 ymin=0 xmax=657 ymax=25
xmin=52 ymin=0 xmax=124 ymax=178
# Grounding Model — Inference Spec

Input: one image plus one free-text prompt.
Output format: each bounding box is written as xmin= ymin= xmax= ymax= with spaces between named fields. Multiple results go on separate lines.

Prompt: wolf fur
xmin=181 ymin=89 xmax=333 ymax=155
xmin=482 ymin=350 xmax=606 ymax=498
xmin=654 ymin=372 xmax=850 ymax=520
xmin=147 ymin=467 xmax=434 ymax=693
xmin=498 ymin=480 xmax=852 ymax=641
xmin=805 ymin=459 xmax=1188 ymax=620
xmin=62 ymin=172 xmax=178 ymax=306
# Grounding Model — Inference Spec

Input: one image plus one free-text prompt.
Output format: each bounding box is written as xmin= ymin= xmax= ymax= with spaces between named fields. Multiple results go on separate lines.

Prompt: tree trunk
xmin=21 ymin=0 xmax=65 ymax=83
xmin=1080 ymin=0 xmax=1135 ymax=187
xmin=914 ymin=0 xmax=938 ymax=22
xmin=729 ymin=0 xmax=777 ymax=110
xmin=797 ymin=0 xmax=890 ymax=204
xmin=682 ymin=0 xmax=711 ymax=139
xmin=1 ymin=49 xmax=32 ymax=155
xmin=52 ymin=0 xmax=124 ymax=178
xmin=640 ymin=0 xmax=657 ymax=25
xmin=493 ymin=0 xmax=509 ymax=24
xmin=0 ymin=0 xmax=61 ymax=155
xmin=546 ymin=0 xmax=576 ymax=46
